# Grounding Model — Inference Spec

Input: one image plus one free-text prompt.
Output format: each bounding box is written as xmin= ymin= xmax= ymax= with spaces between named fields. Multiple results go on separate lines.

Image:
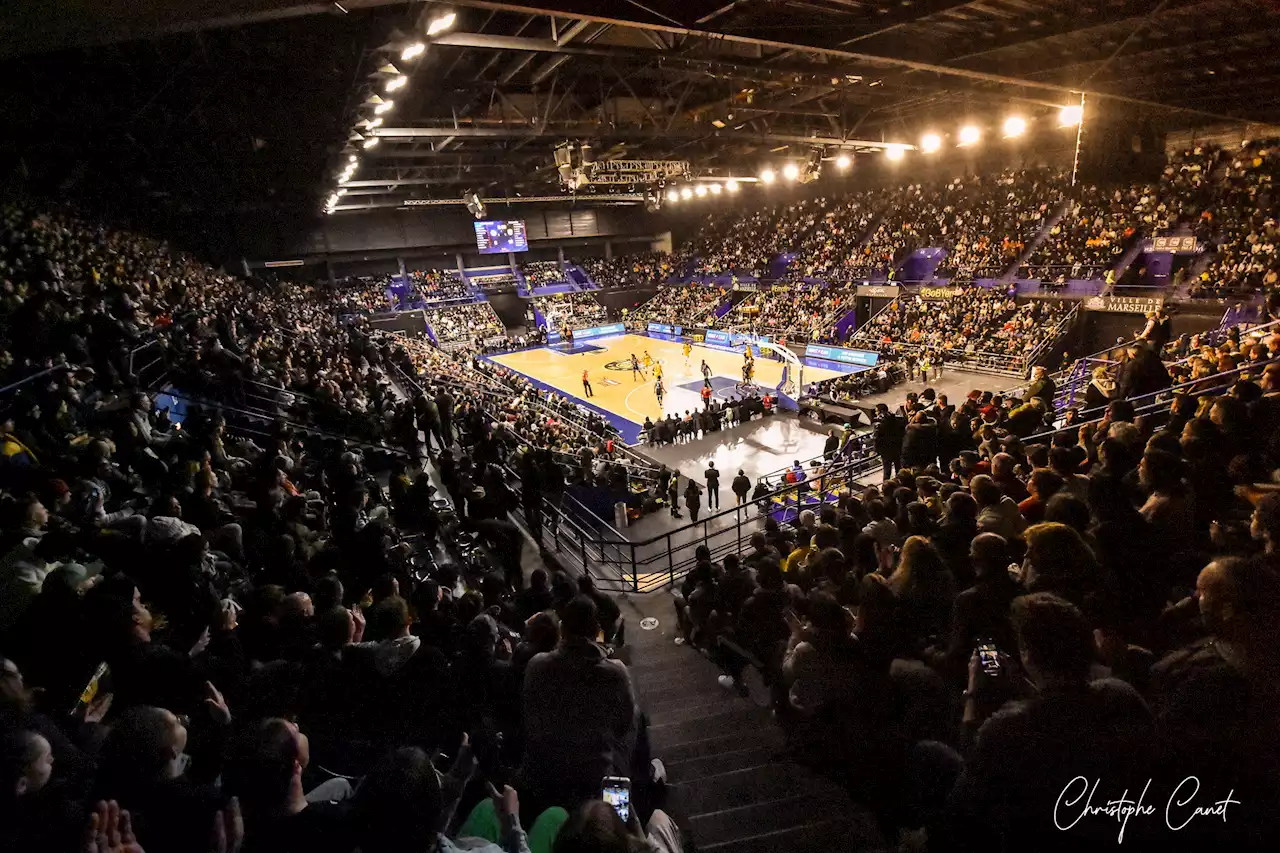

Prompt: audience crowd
xmin=520 ymin=262 xmax=565 ymax=288
xmin=673 ymin=326 xmax=1280 ymax=849
xmin=0 ymin=201 xmax=680 ymax=853
xmin=629 ymin=285 xmax=727 ymax=327
xmin=577 ymin=253 xmax=680 ymax=288
xmin=534 ymin=292 xmax=608 ymax=330
xmin=427 ymin=302 xmax=506 ymax=346
xmin=410 ymin=270 xmax=470 ymax=303
xmin=852 ymin=287 xmax=1073 ymax=362
xmin=732 ymin=283 xmax=852 ymax=341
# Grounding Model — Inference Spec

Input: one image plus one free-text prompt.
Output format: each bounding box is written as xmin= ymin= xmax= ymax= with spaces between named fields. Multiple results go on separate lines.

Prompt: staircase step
xmin=649 ymin=706 xmax=766 ymax=751
xmin=701 ymin=816 xmax=883 ymax=853
xmin=657 ymin=728 xmax=786 ymax=766
xmin=632 ymin=664 xmax=722 ymax=695
xmin=672 ymin=762 xmax=828 ymax=817
xmin=647 ymin=686 xmax=738 ymax=717
xmin=649 ymin=694 xmax=751 ymax=728
xmin=666 ymin=743 xmax=786 ymax=782
xmin=690 ymin=791 xmax=857 ymax=848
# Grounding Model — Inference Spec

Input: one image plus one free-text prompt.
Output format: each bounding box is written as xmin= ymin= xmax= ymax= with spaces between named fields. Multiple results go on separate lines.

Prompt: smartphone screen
xmin=602 ymin=775 xmax=631 ymax=823
xmin=977 ymin=642 xmax=1001 ymax=676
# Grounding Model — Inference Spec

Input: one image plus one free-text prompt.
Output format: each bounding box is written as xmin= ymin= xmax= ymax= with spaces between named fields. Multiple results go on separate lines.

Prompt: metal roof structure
xmin=3 ymin=1 xmax=1279 ymax=237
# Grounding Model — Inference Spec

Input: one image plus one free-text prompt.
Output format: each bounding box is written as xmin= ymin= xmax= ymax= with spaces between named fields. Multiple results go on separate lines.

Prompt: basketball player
xmin=582 ymin=368 xmax=593 ymax=397
xmin=654 ymin=361 xmax=663 ymax=382
xmin=642 ymin=350 xmax=653 ymax=371
xmin=655 ymin=376 xmax=665 ymax=408
xmin=630 ymin=353 xmax=642 ymax=382
xmin=700 ymin=359 xmax=712 ymax=388
xmin=682 ymin=340 xmax=692 ymax=366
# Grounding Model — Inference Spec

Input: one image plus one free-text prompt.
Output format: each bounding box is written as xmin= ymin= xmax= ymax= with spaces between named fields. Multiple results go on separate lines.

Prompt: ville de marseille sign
xmin=1084 ymin=295 xmax=1165 ymax=314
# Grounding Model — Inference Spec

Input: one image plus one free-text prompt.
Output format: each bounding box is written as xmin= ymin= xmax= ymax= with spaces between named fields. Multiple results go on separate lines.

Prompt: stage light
xmin=368 ymin=117 xmax=383 ymax=128
xmin=709 ymin=183 xmax=722 ymax=194
xmin=363 ymin=136 xmax=379 ymax=149
xmin=695 ymin=184 xmax=708 ymax=197
xmin=885 ymin=145 xmax=905 ymax=161
xmin=724 ymin=179 xmax=740 ymax=192
xmin=782 ymin=162 xmax=800 ymax=181
xmin=1003 ymin=116 xmax=1027 ymax=138
xmin=836 ymin=154 xmax=851 ymax=170
xmin=401 ymin=42 xmax=426 ymax=61
xmin=1059 ymin=104 xmax=1083 ymax=126
xmin=958 ymin=125 xmax=981 ymax=146
xmin=348 ymin=154 xmax=358 ymax=164
xmin=667 ymin=189 xmax=680 ymax=202
xmin=680 ymin=187 xmax=693 ymax=199
xmin=920 ymin=133 xmax=942 ymax=153
xmin=427 ymin=11 xmax=457 ymax=36
xmin=759 ymin=168 xmax=776 ymax=184
xmin=385 ymin=75 xmax=408 ymax=92
xmin=374 ymin=100 xmax=394 ymax=115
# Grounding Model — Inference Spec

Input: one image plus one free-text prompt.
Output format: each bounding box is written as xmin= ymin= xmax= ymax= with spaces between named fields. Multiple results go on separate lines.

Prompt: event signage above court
xmin=855 ymin=285 xmax=900 ymax=297
xmin=803 ymin=344 xmax=880 ymax=367
xmin=1083 ymin=295 xmax=1165 ymax=314
xmin=647 ymin=322 xmax=683 ymax=336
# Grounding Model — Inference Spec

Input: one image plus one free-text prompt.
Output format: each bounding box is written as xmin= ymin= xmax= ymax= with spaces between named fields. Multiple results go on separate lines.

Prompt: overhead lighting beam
xmin=371 ymin=126 xmax=914 ymax=149
xmin=440 ymin=0 xmax=1255 ymax=122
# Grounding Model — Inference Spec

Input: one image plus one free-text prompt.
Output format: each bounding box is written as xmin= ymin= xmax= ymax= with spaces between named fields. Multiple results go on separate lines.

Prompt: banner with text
xmin=1084 ymin=295 xmax=1165 ymax=314
xmin=804 ymin=344 xmax=880 ymax=367
xmin=572 ymin=322 xmax=626 ymax=340
xmin=919 ymin=286 xmax=967 ymax=300
xmin=647 ymin=322 xmax=684 ymax=337
xmin=855 ymin=285 xmax=900 ymax=297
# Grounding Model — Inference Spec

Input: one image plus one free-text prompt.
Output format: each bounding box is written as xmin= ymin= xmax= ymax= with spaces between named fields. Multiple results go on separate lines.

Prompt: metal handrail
xmin=155 ymin=387 xmax=411 ymax=458
xmin=1023 ymin=354 xmax=1280 ymax=444
xmin=0 ymin=364 xmax=71 ymax=396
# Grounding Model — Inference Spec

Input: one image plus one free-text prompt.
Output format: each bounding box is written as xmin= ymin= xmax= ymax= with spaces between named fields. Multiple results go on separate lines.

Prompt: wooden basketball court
xmin=486 ymin=333 xmax=862 ymax=439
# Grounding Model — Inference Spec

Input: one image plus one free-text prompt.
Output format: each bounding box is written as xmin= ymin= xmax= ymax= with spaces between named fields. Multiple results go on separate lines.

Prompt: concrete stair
xmin=623 ymin=595 xmax=885 ymax=853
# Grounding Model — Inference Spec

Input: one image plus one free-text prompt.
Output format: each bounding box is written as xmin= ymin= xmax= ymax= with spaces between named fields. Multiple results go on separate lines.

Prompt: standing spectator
xmin=732 ymin=470 xmax=751 ymax=506
xmin=667 ymin=473 xmax=682 ymax=519
xmin=684 ymin=478 xmax=702 ymax=523
xmin=581 ymin=369 xmax=593 ymax=398
xmin=873 ymin=404 xmax=905 ymax=481
xmin=704 ymin=462 xmax=721 ymax=510
xmin=520 ymin=596 xmax=637 ymax=807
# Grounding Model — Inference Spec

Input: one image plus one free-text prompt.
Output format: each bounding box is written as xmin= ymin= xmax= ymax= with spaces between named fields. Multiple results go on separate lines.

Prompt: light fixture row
xmin=665 ymin=180 xmax=742 ymax=202
xmin=739 ymin=102 xmax=1083 ymax=192
xmin=327 ymin=10 xmax=457 ymax=213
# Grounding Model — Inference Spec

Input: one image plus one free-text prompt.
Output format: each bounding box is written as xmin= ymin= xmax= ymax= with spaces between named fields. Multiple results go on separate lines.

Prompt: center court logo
xmin=604 ymin=359 xmax=637 ymax=371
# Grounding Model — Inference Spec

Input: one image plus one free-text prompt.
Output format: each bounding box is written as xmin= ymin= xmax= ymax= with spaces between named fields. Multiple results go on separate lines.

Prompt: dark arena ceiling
xmin=3 ymin=0 xmax=1280 ymax=250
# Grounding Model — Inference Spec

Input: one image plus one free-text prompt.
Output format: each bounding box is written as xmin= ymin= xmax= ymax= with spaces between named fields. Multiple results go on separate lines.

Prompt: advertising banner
xmin=1083 ymin=295 xmax=1165 ymax=314
xmin=804 ymin=344 xmax=880 ymax=367
xmin=646 ymin=322 xmax=684 ymax=336
xmin=572 ymin=322 xmax=627 ymax=340
xmin=705 ymin=330 xmax=732 ymax=346
xmin=855 ymin=285 xmax=900 ymax=297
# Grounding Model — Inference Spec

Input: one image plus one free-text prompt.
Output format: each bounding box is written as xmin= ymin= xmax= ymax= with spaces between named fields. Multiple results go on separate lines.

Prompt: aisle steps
xmin=623 ymin=597 xmax=885 ymax=853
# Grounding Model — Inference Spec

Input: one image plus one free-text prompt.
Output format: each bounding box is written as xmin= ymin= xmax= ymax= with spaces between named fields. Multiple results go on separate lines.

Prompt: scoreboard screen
xmin=473 ymin=220 xmax=529 ymax=254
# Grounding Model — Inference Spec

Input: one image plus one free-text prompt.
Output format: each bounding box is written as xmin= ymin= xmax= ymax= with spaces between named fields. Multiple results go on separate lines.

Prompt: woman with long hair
xmin=887 ymin=536 xmax=956 ymax=643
